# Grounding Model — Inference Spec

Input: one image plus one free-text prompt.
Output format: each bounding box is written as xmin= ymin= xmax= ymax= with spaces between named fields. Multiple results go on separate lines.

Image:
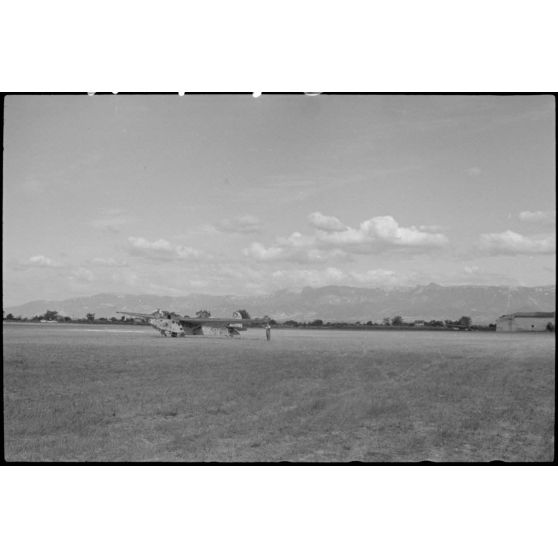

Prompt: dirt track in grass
xmin=3 ymin=323 xmax=555 ymax=462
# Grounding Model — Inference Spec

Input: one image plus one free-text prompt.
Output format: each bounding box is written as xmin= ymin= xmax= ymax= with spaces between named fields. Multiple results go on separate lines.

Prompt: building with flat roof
xmin=496 ymin=312 xmax=555 ymax=332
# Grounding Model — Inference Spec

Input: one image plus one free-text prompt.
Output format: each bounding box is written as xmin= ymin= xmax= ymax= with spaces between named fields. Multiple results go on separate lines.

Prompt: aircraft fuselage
xmin=149 ymin=317 xmax=242 ymax=337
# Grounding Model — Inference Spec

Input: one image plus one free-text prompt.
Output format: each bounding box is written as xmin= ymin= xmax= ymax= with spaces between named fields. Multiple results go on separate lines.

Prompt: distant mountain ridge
xmin=4 ymin=284 xmax=556 ymax=323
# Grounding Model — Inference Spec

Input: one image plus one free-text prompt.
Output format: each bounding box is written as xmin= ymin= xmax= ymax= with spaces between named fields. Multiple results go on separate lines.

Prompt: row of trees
xmin=3 ymin=309 xmax=486 ymax=329
xmin=4 ymin=310 xmax=138 ymax=323
xmin=384 ymin=315 xmax=472 ymax=328
xmin=3 ymin=308 xmax=262 ymax=324
xmin=281 ymin=315 xmax=485 ymax=330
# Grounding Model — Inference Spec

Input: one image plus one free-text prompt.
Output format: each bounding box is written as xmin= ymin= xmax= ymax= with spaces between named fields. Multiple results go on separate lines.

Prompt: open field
xmin=3 ymin=322 xmax=555 ymax=462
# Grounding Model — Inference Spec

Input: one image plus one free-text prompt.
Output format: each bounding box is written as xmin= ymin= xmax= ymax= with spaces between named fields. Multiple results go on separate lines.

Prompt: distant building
xmin=496 ymin=312 xmax=555 ymax=332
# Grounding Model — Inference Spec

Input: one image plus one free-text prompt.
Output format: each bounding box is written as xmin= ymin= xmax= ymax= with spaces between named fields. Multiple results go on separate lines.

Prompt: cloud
xmin=26 ymin=255 xmax=60 ymax=268
xmin=316 ymin=215 xmax=449 ymax=250
xmin=518 ymin=210 xmax=555 ymax=226
xmin=127 ymin=236 xmax=203 ymax=261
xmin=243 ymin=242 xmax=285 ymax=261
xmin=464 ymin=265 xmax=480 ymax=274
xmin=244 ymin=213 xmax=449 ymax=263
xmin=479 ymin=230 xmax=555 ymax=255
xmin=269 ymin=267 xmax=415 ymax=290
xmin=91 ymin=209 xmax=135 ymax=233
xmin=243 ymin=239 xmax=351 ymax=263
xmin=90 ymin=257 xmax=128 ymax=267
xmin=308 ymin=212 xmax=347 ymax=232
xmin=69 ymin=267 xmax=95 ymax=283
xmin=214 ymin=215 xmax=262 ymax=234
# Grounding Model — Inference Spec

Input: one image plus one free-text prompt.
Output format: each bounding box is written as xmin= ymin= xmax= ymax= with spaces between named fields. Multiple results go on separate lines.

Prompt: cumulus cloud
xmin=322 ymin=215 xmax=448 ymax=249
xmin=214 ymin=215 xmax=262 ymax=234
xmin=69 ymin=267 xmax=95 ymax=283
xmin=127 ymin=236 xmax=203 ymax=261
xmin=244 ymin=213 xmax=448 ymax=263
xmin=243 ymin=242 xmax=285 ymax=261
xmin=479 ymin=230 xmax=555 ymax=255
xmin=518 ymin=210 xmax=555 ymax=225
xmin=26 ymin=255 xmax=60 ymax=268
xmin=308 ymin=212 xmax=347 ymax=232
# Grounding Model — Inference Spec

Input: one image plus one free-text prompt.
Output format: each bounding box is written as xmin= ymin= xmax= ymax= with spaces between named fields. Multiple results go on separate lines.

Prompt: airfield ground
xmin=3 ymin=322 xmax=555 ymax=462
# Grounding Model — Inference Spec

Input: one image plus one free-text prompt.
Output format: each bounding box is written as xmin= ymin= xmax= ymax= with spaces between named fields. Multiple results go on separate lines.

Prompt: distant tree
xmin=64 ymin=316 xmax=72 ymax=322
xmin=6 ymin=313 xmax=14 ymax=320
xmin=366 ymin=321 xmax=373 ymax=326
xmin=120 ymin=315 xmax=126 ymax=321
xmin=86 ymin=312 xmax=95 ymax=322
xmin=269 ymin=319 xmax=278 ymax=326
xmin=236 ymin=309 xmax=251 ymax=319
xmin=284 ymin=320 xmax=299 ymax=327
xmin=546 ymin=322 xmax=555 ymax=332
xmin=392 ymin=315 xmax=403 ymax=326
xmin=44 ymin=309 xmax=59 ymax=321
xmin=458 ymin=316 xmax=472 ymax=329
xmin=310 ymin=319 xmax=324 ymax=327
xmin=196 ymin=310 xmax=211 ymax=318
xmin=382 ymin=317 xmax=391 ymax=326
xmin=111 ymin=317 xmax=119 ymax=322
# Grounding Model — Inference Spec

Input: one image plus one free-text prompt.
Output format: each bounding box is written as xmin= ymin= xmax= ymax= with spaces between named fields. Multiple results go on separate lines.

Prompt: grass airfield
xmin=3 ymin=322 xmax=555 ymax=462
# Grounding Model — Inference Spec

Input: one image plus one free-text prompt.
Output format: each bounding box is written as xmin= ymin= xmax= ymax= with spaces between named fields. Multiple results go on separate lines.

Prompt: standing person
xmin=265 ymin=324 xmax=271 ymax=341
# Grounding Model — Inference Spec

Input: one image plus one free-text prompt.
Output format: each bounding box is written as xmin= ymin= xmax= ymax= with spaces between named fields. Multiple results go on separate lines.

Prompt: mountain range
xmin=4 ymin=284 xmax=556 ymax=323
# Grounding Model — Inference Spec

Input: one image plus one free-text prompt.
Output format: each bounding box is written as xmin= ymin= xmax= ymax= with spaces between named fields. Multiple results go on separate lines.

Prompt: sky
xmin=3 ymin=94 xmax=555 ymax=306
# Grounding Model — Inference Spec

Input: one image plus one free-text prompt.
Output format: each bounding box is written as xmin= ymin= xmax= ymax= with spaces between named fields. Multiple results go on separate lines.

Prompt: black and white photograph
xmin=3 ymin=93 xmax=555 ymax=463
xmin=2 ymin=1 xmax=558 ymax=555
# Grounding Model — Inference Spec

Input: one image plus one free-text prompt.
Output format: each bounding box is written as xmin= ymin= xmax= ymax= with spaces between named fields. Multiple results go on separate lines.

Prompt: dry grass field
xmin=3 ymin=322 xmax=555 ymax=462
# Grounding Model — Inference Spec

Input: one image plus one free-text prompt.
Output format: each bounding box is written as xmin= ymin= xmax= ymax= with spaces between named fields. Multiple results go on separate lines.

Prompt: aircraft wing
xmin=176 ymin=317 xmax=268 ymax=327
xmin=116 ymin=311 xmax=154 ymax=319
xmin=116 ymin=311 xmax=270 ymax=327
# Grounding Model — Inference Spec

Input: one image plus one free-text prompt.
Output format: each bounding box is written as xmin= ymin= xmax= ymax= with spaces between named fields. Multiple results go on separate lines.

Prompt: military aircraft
xmin=116 ymin=309 xmax=269 ymax=338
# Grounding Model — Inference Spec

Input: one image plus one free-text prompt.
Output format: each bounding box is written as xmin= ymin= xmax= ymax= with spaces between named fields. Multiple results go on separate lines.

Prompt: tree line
xmin=3 ymin=310 xmax=494 ymax=329
xmin=2 ymin=308 xmax=267 ymax=325
xmin=3 ymin=309 xmax=142 ymax=324
xmin=279 ymin=315 xmax=495 ymax=330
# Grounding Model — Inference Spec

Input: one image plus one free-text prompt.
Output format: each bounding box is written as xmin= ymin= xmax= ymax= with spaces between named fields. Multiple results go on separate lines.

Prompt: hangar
xmin=496 ymin=312 xmax=555 ymax=332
